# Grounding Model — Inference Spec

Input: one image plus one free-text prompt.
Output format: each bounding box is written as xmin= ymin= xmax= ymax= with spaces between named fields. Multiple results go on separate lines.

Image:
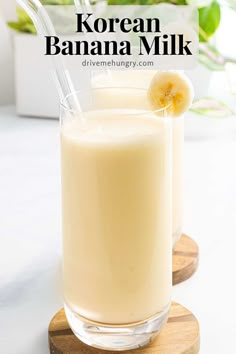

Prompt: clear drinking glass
xmin=60 ymin=87 xmax=172 ymax=351
xmin=172 ymin=116 xmax=184 ymax=245
xmin=93 ymin=71 xmax=184 ymax=247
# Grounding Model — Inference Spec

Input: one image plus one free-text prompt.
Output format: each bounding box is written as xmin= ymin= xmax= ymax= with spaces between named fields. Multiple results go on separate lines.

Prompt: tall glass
xmin=60 ymin=88 xmax=172 ymax=351
xmin=93 ymin=71 xmax=184 ymax=246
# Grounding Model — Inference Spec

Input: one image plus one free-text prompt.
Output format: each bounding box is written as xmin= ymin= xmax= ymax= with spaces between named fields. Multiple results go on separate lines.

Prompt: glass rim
xmin=60 ymin=87 xmax=173 ymax=116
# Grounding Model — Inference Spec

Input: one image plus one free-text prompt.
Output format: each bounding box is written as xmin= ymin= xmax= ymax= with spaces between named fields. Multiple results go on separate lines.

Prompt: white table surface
xmin=1 ymin=104 xmax=236 ymax=354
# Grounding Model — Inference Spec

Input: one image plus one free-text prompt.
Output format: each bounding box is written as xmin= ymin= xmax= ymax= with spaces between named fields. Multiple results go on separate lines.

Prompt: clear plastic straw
xmin=16 ymin=0 xmax=82 ymax=112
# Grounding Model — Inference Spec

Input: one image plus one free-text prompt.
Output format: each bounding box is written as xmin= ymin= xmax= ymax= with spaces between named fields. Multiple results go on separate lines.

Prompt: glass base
xmin=64 ymin=303 xmax=170 ymax=351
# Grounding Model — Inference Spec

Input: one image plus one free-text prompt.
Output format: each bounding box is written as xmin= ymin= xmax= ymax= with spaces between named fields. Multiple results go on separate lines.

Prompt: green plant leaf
xmin=7 ymin=22 xmax=25 ymax=32
xmin=7 ymin=1 xmax=75 ymax=34
xmin=191 ymin=97 xmax=234 ymax=117
xmin=16 ymin=7 xmax=31 ymax=23
xmin=7 ymin=21 xmax=37 ymax=33
xmin=23 ymin=23 xmax=37 ymax=34
xmin=7 ymin=7 xmax=36 ymax=33
xmin=199 ymin=1 xmax=221 ymax=42
xmin=8 ymin=10 xmax=36 ymax=34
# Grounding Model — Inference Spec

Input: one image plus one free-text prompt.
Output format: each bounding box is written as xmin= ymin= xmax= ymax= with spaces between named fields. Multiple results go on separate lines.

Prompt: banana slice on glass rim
xmin=148 ymin=71 xmax=194 ymax=117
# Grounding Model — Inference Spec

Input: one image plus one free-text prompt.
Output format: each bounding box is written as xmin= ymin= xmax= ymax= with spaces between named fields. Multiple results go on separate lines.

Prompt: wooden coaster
xmin=172 ymin=234 xmax=199 ymax=285
xmin=48 ymin=302 xmax=200 ymax=354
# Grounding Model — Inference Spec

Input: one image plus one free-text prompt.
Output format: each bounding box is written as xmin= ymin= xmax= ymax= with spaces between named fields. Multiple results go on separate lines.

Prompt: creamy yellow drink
xmin=93 ymin=71 xmax=185 ymax=245
xmin=61 ymin=109 xmax=172 ymax=324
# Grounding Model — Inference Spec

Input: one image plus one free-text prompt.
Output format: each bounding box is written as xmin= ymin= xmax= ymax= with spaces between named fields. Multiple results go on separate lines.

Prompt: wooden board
xmin=48 ymin=302 xmax=200 ymax=354
xmin=172 ymin=234 xmax=199 ymax=285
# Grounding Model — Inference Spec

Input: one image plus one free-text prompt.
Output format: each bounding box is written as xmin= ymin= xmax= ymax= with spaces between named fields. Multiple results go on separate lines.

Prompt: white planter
xmin=14 ymin=34 xmax=89 ymax=118
xmin=15 ymin=34 xmax=59 ymax=118
xmin=0 ymin=9 xmax=14 ymax=105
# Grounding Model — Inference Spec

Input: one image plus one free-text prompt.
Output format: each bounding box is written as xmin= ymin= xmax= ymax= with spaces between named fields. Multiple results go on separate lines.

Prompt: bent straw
xmin=16 ymin=0 xmax=81 ymax=112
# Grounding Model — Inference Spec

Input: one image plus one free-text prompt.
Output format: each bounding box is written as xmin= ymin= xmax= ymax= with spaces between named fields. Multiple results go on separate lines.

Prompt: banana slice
xmin=148 ymin=71 xmax=194 ymax=117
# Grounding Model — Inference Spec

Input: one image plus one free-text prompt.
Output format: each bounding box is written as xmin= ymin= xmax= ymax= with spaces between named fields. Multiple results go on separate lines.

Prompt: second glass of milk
xmin=93 ymin=71 xmax=184 ymax=246
xmin=61 ymin=88 xmax=172 ymax=351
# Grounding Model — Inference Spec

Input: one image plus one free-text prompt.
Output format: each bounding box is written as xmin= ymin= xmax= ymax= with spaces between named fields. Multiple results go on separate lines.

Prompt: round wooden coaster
xmin=48 ymin=302 xmax=200 ymax=354
xmin=172 ymin=234 xmax=199 ymax=285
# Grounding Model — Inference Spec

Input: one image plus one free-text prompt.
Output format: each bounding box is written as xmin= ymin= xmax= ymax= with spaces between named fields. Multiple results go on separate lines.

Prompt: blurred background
xmin=1 ymin=0 xmax=236 ymax=139
xmin=0 ymin=0 xmax=15 ymax=105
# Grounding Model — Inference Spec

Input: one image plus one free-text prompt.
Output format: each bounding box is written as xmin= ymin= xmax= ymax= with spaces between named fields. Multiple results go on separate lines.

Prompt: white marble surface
xmin=1 ymin=105 xmax=236 ymax=354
